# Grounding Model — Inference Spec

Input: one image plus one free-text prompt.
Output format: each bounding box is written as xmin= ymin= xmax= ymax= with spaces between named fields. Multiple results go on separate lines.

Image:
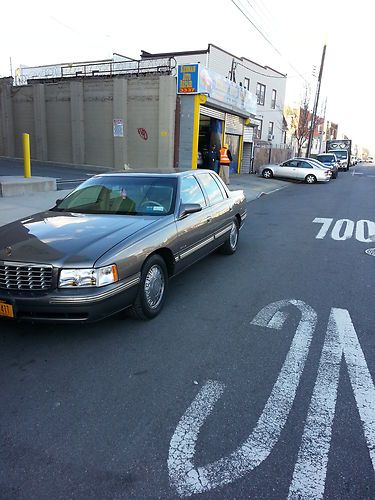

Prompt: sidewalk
xmin=0 ymin=174 xmax=288 ymax=227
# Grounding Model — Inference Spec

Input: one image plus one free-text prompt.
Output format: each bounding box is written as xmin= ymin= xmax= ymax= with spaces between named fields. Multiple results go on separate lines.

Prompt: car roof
xmin=92 ymin=169 xmax=213 ymax=179
xmin=293 ymin=157 xmax=321 ymax=162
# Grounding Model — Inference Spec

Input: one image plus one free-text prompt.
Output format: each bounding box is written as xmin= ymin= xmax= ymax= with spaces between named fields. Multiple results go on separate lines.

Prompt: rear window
xmin=332 ymin=150 xmax=348 ymax=159
xmin=317 ymin=155 xmax=335 ymax=162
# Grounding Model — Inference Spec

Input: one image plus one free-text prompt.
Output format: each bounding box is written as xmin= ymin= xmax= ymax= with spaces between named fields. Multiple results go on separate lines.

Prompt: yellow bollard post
xmin=22 ymin=133 xmax=31 ymax=178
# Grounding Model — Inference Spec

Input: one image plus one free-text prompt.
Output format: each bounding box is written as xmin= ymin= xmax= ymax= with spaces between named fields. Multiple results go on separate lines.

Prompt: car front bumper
xmin=0 ymin=274 xmax=140 ymax=323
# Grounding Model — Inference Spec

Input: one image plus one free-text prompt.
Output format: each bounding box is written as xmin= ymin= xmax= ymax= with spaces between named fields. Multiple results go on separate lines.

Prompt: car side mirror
xmin=56 ymin=199 xmax=63 ymax=205
xmin=178 ymin=203 xmax=202 ymax=219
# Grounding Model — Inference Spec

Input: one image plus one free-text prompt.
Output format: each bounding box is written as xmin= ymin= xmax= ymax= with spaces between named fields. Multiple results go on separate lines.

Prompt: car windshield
xmin=332 ymin=150 xmax=348 ymax=159
xmin=52 ymin=176 xmax=178 ymax=216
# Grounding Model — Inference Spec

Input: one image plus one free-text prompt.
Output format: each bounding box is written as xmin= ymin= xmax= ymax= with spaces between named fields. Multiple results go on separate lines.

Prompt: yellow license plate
xmin=0 ymin=302 xmax=14 ymax=318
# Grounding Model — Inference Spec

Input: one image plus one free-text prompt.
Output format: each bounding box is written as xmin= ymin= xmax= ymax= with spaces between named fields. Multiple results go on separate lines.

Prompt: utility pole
xmin=306 ymin=42 xmax=327 ymax=158
xmin=318 ymin=97 xmax=327 ymax=153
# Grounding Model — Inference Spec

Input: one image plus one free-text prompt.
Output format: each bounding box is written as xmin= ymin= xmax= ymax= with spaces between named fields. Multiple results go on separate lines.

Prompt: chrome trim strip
xmin=180 ymin=236 xmax=215 ymax=260
xmin=49 ymin=275 xmax=141 ymax=304
xmin=0 ymin=261 xmax=53 ymax=269
xmin=241 ymin=212 xmax=247 ymax=220
xmin=215 ymin=225 xmax=232 ymax=239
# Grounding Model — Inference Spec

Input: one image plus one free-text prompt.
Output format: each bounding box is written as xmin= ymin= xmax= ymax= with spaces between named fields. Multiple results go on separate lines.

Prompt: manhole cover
xmin=365 ymin=248 xmax=375 ymax=257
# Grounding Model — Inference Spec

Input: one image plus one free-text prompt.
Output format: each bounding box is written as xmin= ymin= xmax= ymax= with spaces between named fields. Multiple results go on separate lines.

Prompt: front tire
xmin=305 ymin=174 xmax=317 ymax=184
xmin=128 ymin=254 xmax=168 ymax=320
xmin=220 ymin=219 xmax=239 ymax=255
xmin=262 ymin=168 xmax=273 ymax=179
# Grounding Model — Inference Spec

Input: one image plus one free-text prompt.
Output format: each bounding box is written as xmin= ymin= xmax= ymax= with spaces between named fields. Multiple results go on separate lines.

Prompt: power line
xmin=230 ymin=0 xmax=309 ymax=85
xmin=243 ymin=0 xmax=281 ymax=46
xmin=236 ymin=60 xmax=285 ymax=78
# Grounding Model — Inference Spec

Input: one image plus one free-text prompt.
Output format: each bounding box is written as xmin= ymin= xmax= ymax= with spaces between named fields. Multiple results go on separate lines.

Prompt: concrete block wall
xmin=12 ymin=86 xmax=35 ymax=158
xmin=178 ymin=95 xmax=195 ymax=169
xmin=0 ymin=75 xmax=176 ymax=170
xmin=45 ymin=83 xmax=72 ymax=163
xmin=0 ymin=78 xmax=14 ymax=155
xmin=127 ymin=77 xmax=159 ymax=169
xmin=83 ymin=79 xmax=114 ymax=167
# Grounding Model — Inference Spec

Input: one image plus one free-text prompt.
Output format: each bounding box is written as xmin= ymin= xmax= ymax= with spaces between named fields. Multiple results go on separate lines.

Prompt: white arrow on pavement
xmin=168 ymin=299 xmax=317 ymax=497
xmin=288 ymin=308 xmax=375 ymax=499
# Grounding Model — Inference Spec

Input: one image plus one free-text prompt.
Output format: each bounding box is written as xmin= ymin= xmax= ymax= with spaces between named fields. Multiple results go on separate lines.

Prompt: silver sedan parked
xmin=261 ymin=158 xmax=331 ymax=183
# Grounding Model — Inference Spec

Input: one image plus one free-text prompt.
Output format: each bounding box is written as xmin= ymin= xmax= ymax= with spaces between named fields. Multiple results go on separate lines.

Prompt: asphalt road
xmin=1 ymin=163 xmax=375 ymax=499
xmin=0 ymin=157 xmax=100 ymax=190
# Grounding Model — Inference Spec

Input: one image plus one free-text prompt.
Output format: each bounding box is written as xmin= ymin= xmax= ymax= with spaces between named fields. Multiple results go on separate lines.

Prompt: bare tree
xmin=294 ymin=87 xmax=311 ymax=157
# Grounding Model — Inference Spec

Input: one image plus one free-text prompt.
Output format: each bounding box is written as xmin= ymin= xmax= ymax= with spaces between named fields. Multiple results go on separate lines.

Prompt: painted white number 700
xmin=168 ymin=300 xmax=375 ymax=498
xmin=313 ymin=217 xmax=375 ymax=242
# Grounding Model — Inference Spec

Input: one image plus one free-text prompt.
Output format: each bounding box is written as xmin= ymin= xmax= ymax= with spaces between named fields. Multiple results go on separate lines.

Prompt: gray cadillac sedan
xmin=0 ymin=170 xmax=246 ymax=322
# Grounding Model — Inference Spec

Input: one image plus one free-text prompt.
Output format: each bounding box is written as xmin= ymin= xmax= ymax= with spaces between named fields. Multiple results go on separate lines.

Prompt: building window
xmin=268 ymin=121 xmax=274 ymax=140
xmin=244 ymin=77 xmax=250 ymax=90
xmin=271 ymin=89 xmax=277 ymax=109
xmin=255 ymin=120 xmax=263 ymax=140
xmin=256 ymin=83 xmax=266 ymax=105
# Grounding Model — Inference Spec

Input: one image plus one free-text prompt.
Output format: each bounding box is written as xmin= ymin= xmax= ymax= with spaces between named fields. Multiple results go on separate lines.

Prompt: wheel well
xmin=235 ymin=214 xmax=242 ymax=228
xmin=147 ymin=248 xmax=175 ymax=277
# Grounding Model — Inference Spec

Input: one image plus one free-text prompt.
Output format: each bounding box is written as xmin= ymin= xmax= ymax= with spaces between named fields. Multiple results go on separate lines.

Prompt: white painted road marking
xmin=356 ymin=220 xmax=375 ymax=243
xmin=169 ymin=301 xmax=375 ymax=497
xmin=313 ymin=218 xmax=333 ymax=239
xmin=168 ymin=300 xmax=317 ymax=496
xmin=331 ymin=219 xmax=355 ymax=241
xmin=288 ymin=308 xmax=375 ymax=499
xmin=313 ymin=218 xmax=375 ymax=242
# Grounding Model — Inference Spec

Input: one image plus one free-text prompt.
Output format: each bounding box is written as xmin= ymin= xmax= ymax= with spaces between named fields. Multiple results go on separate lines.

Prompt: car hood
xmin=0 ymin=211 xmax=158 ymax=266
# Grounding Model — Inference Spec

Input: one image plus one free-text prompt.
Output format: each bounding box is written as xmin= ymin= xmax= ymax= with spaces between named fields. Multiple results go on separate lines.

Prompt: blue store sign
xmin=177 ymin=64 xmax=199 ymax=94
xmin=177 ymin=64 xmax=257 ymax=116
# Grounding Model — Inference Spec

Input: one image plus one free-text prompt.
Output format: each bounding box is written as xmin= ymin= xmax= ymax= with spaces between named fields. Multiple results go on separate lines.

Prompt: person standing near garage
xmin=207 ymin=143 xmax=220 ymax=172
xmin=219 ymin=144 xmax=232 ymax=184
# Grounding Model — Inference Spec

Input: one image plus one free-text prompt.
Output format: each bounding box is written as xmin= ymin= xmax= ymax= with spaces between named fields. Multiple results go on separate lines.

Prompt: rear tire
xmin=220 ymin=219 xmax=239 ymax=255
xmin=305 ymin=174 xmax=317 ymax=184
xmin=262 ymin=168 xmax=273 ymax=179
xmin=128 ymin=254 xmax=168 ymax=320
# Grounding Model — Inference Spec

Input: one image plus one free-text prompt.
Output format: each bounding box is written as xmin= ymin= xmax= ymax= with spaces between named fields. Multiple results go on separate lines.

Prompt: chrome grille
xmin=0 ymin=263 xmax=53 ymax=290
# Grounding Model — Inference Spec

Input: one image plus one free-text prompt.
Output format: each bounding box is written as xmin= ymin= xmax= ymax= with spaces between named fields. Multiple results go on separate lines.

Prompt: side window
xmin=180 ymin=176 xmax=207 ymax=207
xmin=199 ymin=173 xmax=225 ymax=205
xmin=211 ymin=173 xmax=228 ymax=198
xmin=65 ymin=185 xmax=103 ymax=208
xmin=282 ymin=161 xmax=290 ymax=167
xmin=300 ymin=161 xmax=312 ymax=169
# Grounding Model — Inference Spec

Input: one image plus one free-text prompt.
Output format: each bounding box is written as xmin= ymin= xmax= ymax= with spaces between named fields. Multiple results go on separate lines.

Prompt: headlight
xmin=58 ymin=265 xmax=118 ymax=288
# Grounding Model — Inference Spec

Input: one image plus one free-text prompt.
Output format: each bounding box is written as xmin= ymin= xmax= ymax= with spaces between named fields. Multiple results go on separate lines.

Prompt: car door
xmin=174 ymin=175 xmax=214 ymax=270
xmin=196 ymin=172 xmax=231 ymax=243
xmin=295 ymin=160 xmax=315 ymax=180
xmin=275 ymin=160 xmax=298 ymax=179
